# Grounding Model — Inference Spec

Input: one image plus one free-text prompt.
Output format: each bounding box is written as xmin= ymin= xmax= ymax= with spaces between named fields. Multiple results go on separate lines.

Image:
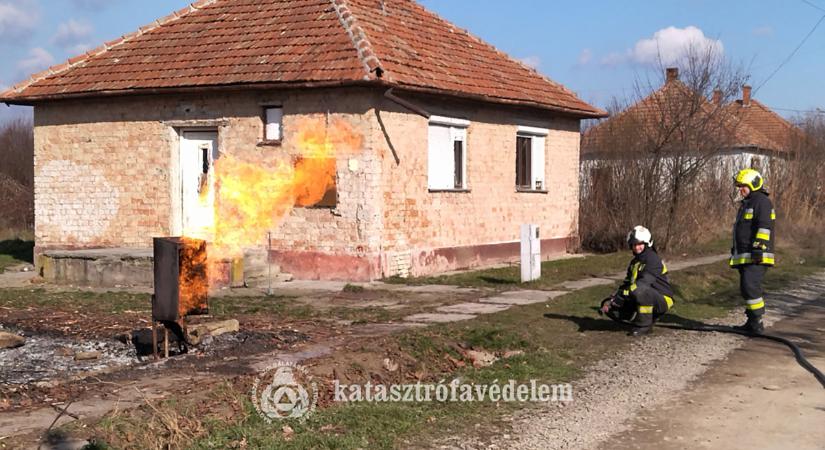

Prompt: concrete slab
xmin=403 ymin=313 xmax=477 ymax=323
xmin=384 ymin=284 xmax=479 ymax=294
xmin=560 ymin=277 xmax=616 ymax=290
xmin=504 ymin=289 xmax=568 ymax=300
xmin=40 ymin=248 xmax=154 ymax=288
xmin=480 ymin=290 xmax=568 ymax=305
xmin=480 ymin=296 xmax=543 ymax=306
xmin=604 ymin=271 xmax=627 ymax=281
xmin=666 ymin=254 xmax=728 ymax=271
xmin=436 ymin=302 xmax=511 ymax=314
xmin=43 ymin=248 xmax=154 ymax=259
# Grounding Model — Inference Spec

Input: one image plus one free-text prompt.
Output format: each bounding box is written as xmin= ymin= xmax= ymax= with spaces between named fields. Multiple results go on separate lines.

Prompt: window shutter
xmin=531 ymin=136 xmax=545 ymax=190
xmin=428 ymin=124 xmax=453 ymax=189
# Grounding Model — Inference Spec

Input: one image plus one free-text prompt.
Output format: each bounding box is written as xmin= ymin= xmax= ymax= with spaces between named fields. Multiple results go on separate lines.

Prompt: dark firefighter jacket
xmin=731 ymin=189 xmax=775 ymax=267
xmin=615 ymin=247 xmax=674 ymax=303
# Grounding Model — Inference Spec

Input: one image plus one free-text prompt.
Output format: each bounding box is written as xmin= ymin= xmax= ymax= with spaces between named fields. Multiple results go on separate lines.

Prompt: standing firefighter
xmin=731 ymin=168 xmax=775 ymax=334
xmin=600 ymin=226 xmax=674 ymax=336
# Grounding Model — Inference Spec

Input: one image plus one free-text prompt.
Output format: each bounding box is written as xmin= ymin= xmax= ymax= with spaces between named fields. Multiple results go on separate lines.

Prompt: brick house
xmin=582 ymin=68 xmax=799 ymax=171
xmin=0 ymin=0 xmax=604 ymax=284
xmin=724 ymin=84 xmax=803 ymax=168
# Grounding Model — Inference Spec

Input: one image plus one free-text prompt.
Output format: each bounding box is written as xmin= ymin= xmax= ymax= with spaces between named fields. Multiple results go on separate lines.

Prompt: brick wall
xmin=371 ymin=94 xmax=581 ymax=277
xmin=32 ymin=87 xmax=582 ymax=281
xmin=33 ymin=88 xmax=381 ymax=268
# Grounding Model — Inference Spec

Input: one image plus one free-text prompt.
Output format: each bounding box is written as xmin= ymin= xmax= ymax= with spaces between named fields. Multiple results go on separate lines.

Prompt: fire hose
xmin=599 ymin=298 xmax=825 ymax=389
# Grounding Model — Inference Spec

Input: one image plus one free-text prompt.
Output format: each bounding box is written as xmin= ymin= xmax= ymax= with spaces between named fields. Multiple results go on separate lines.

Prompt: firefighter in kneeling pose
xmin=600 ymin=226 xmax=674 ymax=336
xmin=730 ymin=168 xmax=775 ymax=334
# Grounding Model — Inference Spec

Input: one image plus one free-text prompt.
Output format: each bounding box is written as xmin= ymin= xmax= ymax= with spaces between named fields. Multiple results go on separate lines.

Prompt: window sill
xmin=257 ymin=139 xmax=282 ymax=147
xmin=428 ymin=188 xmax=471 ymax=193
xmin=516 ymin=188 xmax=549 ymax=194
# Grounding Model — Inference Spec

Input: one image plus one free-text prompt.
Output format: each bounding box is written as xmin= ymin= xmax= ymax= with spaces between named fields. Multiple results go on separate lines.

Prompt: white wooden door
xmin=180 ymin=131 xmax=218 ymax=238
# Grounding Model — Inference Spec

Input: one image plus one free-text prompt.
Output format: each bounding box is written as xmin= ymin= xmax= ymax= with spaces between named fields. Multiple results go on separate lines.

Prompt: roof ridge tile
xmin=330 ymin=0 xmax=383 ymax=80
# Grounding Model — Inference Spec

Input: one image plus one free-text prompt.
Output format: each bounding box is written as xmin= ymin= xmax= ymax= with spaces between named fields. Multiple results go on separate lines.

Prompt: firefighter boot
xmin=629 ymin=326 xmax=652 ymax=337
xmin=736 ymin=316 xmax=765 ymax=334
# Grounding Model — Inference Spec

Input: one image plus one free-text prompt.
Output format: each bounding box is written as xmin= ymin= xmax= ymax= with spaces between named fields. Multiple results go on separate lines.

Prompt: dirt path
xmin=599 ymin=288 xmax=825 ymax=450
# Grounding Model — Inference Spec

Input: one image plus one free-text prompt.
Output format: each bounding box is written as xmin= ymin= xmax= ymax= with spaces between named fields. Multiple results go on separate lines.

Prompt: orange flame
xmin=178 ymin=237 xmax=208 ymax=316
xmin=182 ymin=117 xmax=363 ymax=284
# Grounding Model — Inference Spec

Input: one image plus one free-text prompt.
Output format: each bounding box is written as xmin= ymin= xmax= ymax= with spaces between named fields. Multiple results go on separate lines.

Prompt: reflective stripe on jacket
xmin=617 ymin=247 xmax=675 ymax=300
xmin=731 ymin=190 xmax=775 ymax=267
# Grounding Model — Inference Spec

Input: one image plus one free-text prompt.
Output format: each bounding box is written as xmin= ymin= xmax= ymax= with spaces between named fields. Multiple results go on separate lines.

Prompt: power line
xmin=754 ymin=10 xmax=825 ymax=94
xmin=801 ymin=0 xmax=825 ymax=13
xmin=768 ymin=105 xmax=825 ymax=115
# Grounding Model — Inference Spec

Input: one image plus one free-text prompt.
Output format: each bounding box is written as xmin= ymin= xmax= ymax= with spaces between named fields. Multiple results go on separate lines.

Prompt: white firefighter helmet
xmin=627 ymin=225 xmax=653 ymax=248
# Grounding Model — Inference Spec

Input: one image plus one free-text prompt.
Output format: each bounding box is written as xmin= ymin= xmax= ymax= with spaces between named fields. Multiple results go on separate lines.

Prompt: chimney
xmin=712 ymin=89 xmax=722 ymax=105
xmin=742 ymin=85 xmax=752 ymax=107
xmin=666 ymin=67 xmax=679 ymax=83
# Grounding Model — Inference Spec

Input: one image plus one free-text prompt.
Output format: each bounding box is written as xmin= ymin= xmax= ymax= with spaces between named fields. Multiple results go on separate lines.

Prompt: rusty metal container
xmin=152 ymin=237 xmax=209 ymax=321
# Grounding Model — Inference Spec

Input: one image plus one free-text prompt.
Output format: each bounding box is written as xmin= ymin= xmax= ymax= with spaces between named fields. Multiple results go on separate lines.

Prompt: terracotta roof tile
xmin=582 ymin=79 xmax=779 ymax=157
xmin=726 ymin=99 xmax=801 ymax=152
xmin=0 ymin=0 xmax=602 ymax=117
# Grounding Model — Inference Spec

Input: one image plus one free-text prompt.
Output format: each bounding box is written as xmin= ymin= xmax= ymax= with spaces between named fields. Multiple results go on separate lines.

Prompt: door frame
xmin=170 ymin=127 xmax=219 ymax=237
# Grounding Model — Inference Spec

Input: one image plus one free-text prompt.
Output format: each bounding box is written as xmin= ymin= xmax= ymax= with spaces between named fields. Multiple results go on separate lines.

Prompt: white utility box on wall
xmin=520 ymin=224 xmax=541 ymax=282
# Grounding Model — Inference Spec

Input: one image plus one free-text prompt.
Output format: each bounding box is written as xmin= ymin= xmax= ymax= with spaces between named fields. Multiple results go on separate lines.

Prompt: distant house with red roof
xmin=582 ymin=68 xmax=800 ymax=170
xmin=724 ymin=85 xmax=802 ymax=165
xmin=0 ymin=0 xmax=604 ymax=284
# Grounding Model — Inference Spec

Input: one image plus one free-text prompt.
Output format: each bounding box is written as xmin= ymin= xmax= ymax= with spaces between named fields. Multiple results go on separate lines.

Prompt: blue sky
xmin=1 ymin=0 xmax=824 ymax=123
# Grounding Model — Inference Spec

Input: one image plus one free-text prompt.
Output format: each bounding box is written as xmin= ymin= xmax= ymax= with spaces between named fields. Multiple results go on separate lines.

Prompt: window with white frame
xmin=516 ymin=126 xmax=547 ymax=191
xmin=428 ymin=116 xmax=469 ymax=190
xmin=264 ymin=106 xmax=283 ymax=141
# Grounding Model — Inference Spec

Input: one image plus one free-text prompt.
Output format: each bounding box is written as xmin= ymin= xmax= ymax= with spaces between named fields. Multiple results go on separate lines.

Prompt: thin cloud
xmin=0 ymin=0 xmax=40 ymax=42
xmin=518 ymin=55 xmax=541 ymax=70
xmin=601 ymin=26 xmax=724 ymax=67
xmin=16 ymin=47 xmax=55 ymax=78
xmin=52 ymin=19 xmax=94 ymax=50
xmin=577 ymin=48 xmax=593 ymax=66
xmin=752 ymin=26 xmax=774 ymax=37
xmin=600 ymin=52 xmax=627 ymax=66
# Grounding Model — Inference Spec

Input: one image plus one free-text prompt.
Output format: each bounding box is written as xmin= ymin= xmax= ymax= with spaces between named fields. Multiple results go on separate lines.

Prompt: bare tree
xmin=771 ymin=112 xmax=825 ymax=229
xmin=581 ymin=44 xmax=749 ymax=251
xmin=0 ymin=118 xmax=34 ymax=231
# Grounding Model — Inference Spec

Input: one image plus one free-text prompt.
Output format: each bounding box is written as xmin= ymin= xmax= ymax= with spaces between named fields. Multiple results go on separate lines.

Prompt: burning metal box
xmin=153 ymin=237 xmax=209 ymax=321
xmin=151 ymin=237 xmax=209 ymax=358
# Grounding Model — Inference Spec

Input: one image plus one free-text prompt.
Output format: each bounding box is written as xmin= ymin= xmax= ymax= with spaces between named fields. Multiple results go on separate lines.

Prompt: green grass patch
xmin=342 ymin=283 xmax=365 ymax=293
xmin=0 ymin=288 xmax=150 ymax=314
xmin=381 ymin=236 xmax=732 ymax=290
xmin=209 ymin=295 xmax=313 ymax=319
xmin=385 ymin=252 xmax=629 ymax=289
xmin=460 ymin=325 xmax=529 ymax=351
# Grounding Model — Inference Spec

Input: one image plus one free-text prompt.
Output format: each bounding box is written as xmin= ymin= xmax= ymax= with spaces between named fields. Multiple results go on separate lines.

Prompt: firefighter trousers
xmin=738 ymin=264 xmax=767 ymax=318
xmin=631 ymin=285 xmax=673 ymax=328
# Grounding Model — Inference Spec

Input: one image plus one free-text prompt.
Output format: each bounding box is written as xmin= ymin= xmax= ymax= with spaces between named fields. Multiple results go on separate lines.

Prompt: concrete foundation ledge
xmin=37 ymin=248 xmax=154 ymax=288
